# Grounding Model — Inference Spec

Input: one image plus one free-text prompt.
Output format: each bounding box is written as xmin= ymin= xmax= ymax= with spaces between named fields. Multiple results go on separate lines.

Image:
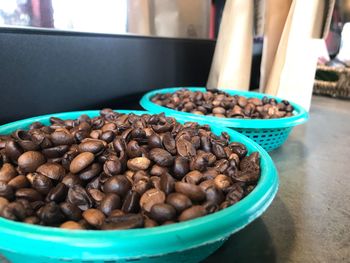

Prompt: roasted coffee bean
xmin=50 ymin=129 xmax=75 ymax=146
xmin=0 ymin=197 xmax=9 ymax=213
xmin=15 ymin=188 xmax=42 ymax=201
xmin=149 ymin=148 xmax=174 ymax=167
xmin=46 ymin=183 xmax=68 ymax=202
xmin=102 ymin=213 xmax=144 ymax=230
xmin=1 ymin=202 xmax=26 ymax=221
xmin=214 ymin=174 xmax=232 ymax=190
xmin=126 ymin=140 xmax=143 ymax=158
xmin=0 ymin=181 xmax=14 ymax=200
xmin=199 ymin=179 xmax=215 ymax=192
xmin=150 ymin=165 xmax=168 ymax=176
xmin=103 ymin=155 xmax=122 ymax=176
xmin=103 ymin=175 xmax=131 ymax=197
xmin=18 ymin=151 xmax=46 ymax=173
xmin=4 ymin=141 xmax=23 ymax=162
xmin=109 ymin=209 xmax=125 ymax=218
xmin=32 ymin=173 xmax=53 ymax=195
xmin=162 ymin=132 xmax=176 ymax=154
xmin=229 ymin=142 xmax=248 ymax=159
xmin=42 ymin=145 xmax=70 ymax=158
xmin=24 ymin=216 xmax=40 ymax=224
xmin=67 ymin=185 xmax=93 ymax=211
xmin=172 ymin=157 xmax=189 ymax=179
xmin=39 ymin=202 xmax=65 ymax=225
xmin=160 ymin=173 xmax=175 ymax=195
xmin=175 ymin=182 xmax=206 ymax=202
xmin=144 ymin=217 xmax=158 ymax=228
xmin=36 ymin=163 xmax=65 ymax=181
xmin=151 ymin=89 xmax=294 ymax=119
xmin=176 ymin=138 xmax=196 ymax=158
xmin=82 ymin=208 xmax=105 ymax=228
xmin=0 ymin=163 xmax=17 ymax=183
xmin=140 ymin=188 xmax=166 ymax=212
xmin=79 ymin=163 xmax=102 ymax=180
xmin=62 ymin=174 xmax=82 ymax=188
xmin=166 ymin=193 xmax=192 ymax=213
xmin=78 ymin=140 xmax=105 ymax=154
xmin=88 ymin=189 xmax=105 ymax=203
xmin=182 ymin=170 xmax=203 ymax=185
xmin=99 ymin=193 xmax=121 ymax=215
xmin=204 ymin=186 xmax=224 ymax=205
xmin=127 ymin=157 xmax=151 ymax=171
xmin=60 ymin=221 xmax=84 ymax=230
xmin=70 ymin=152 xmax=95 ymax=174
xmin=122 ymin=191 xmax=140 ymax=213
xmin=149 ymin=203 xmax=176 ymax=223
xmin=178 ymin=205 xmax=207 ymax=222
xmin=132 ymin=177 xmax=151 ymax=195
xmin=60 ymin=202 xmax=82 ymax=221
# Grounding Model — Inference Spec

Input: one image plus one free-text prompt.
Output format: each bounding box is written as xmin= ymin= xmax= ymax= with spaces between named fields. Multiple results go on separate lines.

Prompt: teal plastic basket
xmin=0 ymin=110 xmax=278 ymax=263
xmin=140 ymin=87 xmax=309 ymax=152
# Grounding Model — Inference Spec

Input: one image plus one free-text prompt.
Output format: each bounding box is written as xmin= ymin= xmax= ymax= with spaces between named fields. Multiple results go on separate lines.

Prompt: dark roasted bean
xmin=60 ymin=202 xmax=82 ymax=221
xmin=178 ymin=205 xmax=207 ymax=222
xmin=122 ymin=191 xmax=140 ymax=213
xmin=18 ymin=151 xmax=46 ymax=173
xmin=139 ymin=188 xmax=166 ymax=213
xmin=149 ymin=148 xmax=174 ymax=167
xmin=149 ymin=203 xmax=176 ymax=223
xmin=36 ymin=163 xmax=65 ymax=181
xmin=67 ymin=185 xmax=93 ymax=211
xmin=103 ymin=175 xmax=131 ymax=197
xmin=166 ymin=193 xmax=192 ymax=213
xmin=175 ymin=182 xmax=206 ymax=202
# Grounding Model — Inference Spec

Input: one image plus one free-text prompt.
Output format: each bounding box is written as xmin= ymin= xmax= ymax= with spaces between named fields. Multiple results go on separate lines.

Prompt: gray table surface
xmin=204 ymin=96 xmax=350 ymax=263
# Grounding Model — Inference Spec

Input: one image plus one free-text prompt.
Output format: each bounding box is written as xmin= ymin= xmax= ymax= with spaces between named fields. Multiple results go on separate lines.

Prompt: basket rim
xmin=140 ymin=87 xmax=309 ymax=129
xmin=0 ymin=110 xmax=278 ymax=260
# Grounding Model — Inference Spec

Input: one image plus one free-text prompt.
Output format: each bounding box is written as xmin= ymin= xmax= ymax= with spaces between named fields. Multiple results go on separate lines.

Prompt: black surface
xmin=0 ymin=28 xmax=215 ymax=124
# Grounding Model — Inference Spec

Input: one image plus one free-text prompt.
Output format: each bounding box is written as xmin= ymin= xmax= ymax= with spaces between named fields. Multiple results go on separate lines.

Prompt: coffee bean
xmin=42 ymin=145 xmax=69 ymax=158
xmin=15 ymin=188 xmax=42 ymax=201
xmin=62 ymin=174 xmax=82 ymax=188
xmin=149 ymin=203 xmax=176 ymax=223
xmin=162 ymin=132 xmax=176 ymax=154
xmin=78 ymin=140 xmax=105 ymax=154
xmin=46 ymin=183 xmax=68 ymax=202
xmin=144 ymin=217 xmax=158 ymax=228
xmin=140 ymin=188 xmax=166 ymax=212
xmin=0 ymin=163 xmax=17 ymax=183
xmin=4 ymin=141 xmax=23 ymax=162
xmin=166 ymin=193 xmax=192 ymax=213
xmin=39 ymin=202 xmax=65 ymax=225
xmin=1 ymin=202 xmax=26 ymax=221
xmin=102 ymin=213 xmax=144 ymax=230
xmin=31 ymin=173 xmax=53 ymax=195
xmin=178 ymin=205 xmax=207 ymax=222
xmin=176 ymin=139 xmax=196 ymax=158
xmin=214 ymin=174 xmax=232 ymax=190
xmin=182 ymin=170 xmax=203 ymax=184
xmin=24 ymin=216 xmax=40 ymax=224
xmin=67 ymin=185 xmax=93 ymax=211
xmin=149 ymin=148 xmax=174 ymax=167
xmin=82 ymin=208 xmax=105 ymax=228
xmin=88 ymin=189 xmax=105 ymax=203
xmin=0 ymin=181 xmax=14 ymax=200
xmin=122 ymin=191 xmax=140 ymax=213
xmin=126 ymin=140 xmax=143 ymax=158
xmin=60 ymin=221 xmax=84 ymax=230
xmin=77 ymin=162 xmax=101 ymax=181
xmin=36 ymin=163 xmax=66 ymax=181
xmin=103 ymin=175 xmax=131 ymax=197
xmin=18 ymin=151 xmax=46 ymax=173
xmin=172 ymin=157 xmax=189 ymax=179
xmin=60 ymin=202 xmax=82 ymax=221
xmin=109 ymin=209 xmax=125 ymax=218
xmin=160 ymin=173 xmax=175 ymax=195
xmin=50 ymin=129 xmax=75 ymax=146
xmin=99 ymin=193 xmax=121 ymax=215
xmin=204 ymin=186 xmax=224 ymax=205
xmin=175 ymin=182 xmax=206 ymax=202
xmin=0 ymin=196 xmax=9 ymax=213
xmin=127 ymin=157 xmax=151 ymax=171
xmin=70 ymin=152 xmax=95 ymax=174
xmin=150 ymin=165 xmax=168 ymax=176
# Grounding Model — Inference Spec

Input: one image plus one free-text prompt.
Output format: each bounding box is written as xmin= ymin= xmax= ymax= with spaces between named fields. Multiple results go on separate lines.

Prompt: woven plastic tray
xmin=0 ymin=110 xmax=278 ymax=263
xmin=140 ymin=87 xmax=309 ymax=151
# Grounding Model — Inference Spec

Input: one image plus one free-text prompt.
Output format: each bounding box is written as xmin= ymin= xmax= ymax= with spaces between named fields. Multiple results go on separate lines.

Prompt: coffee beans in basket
xmin=0 ymin=110 xmax=260 ymax=230
xmin=151 ymin=89 xmax=294 ymax=119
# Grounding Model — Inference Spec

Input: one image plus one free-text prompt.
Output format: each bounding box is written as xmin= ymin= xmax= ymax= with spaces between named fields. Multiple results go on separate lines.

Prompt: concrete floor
xmin=204 ymin=96 xmax=350 ymax=263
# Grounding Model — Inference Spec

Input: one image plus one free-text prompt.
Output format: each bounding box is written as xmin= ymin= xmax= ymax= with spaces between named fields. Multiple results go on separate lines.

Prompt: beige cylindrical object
xmin=259 ymin=0 xmax=292 ymax=92
xmin=207 ymin=0 xmax=254 ymax=91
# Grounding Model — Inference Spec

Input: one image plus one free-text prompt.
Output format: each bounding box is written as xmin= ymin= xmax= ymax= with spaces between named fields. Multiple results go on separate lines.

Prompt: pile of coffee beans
xmin=151 ymin=89 xmax=294 ymax=119
xmin=0 ymin=110 xmax=260 ymax=230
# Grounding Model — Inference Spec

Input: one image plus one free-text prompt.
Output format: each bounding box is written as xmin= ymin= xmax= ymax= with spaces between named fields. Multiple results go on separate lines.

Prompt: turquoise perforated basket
xmin=0 ymin=110 xmax=278 ymax=263
xmin=140 ymin=87 xmax=309 ymax=152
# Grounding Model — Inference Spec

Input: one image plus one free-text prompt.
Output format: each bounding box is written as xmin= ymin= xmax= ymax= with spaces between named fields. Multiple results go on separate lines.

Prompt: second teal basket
xmin=140 ymin=87 xmax=309 ymax=151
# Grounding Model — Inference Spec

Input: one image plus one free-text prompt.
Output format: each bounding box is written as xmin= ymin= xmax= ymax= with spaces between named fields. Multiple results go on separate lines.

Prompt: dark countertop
xmin=204 ymin=96 xmax=350 ymax=263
